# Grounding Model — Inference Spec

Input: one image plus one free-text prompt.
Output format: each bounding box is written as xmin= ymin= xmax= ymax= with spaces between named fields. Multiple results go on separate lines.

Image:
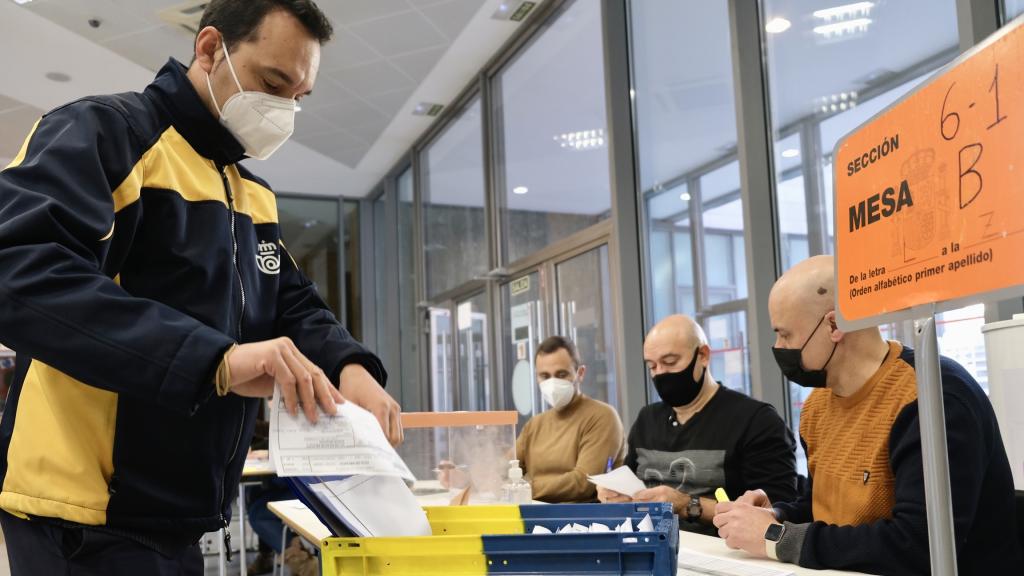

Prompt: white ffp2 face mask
xmin=539 ymin=378 xmax=576 ymax=410
xmin=206 ymin=42 xmax=296 ymax=160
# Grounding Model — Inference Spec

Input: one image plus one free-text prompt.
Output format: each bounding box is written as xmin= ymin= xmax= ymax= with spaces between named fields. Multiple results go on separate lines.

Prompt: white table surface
xmin=679 ymin=531 xmax=870 ymax=575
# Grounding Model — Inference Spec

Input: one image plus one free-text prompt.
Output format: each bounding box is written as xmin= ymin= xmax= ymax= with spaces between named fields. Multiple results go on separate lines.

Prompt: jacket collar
xmin=145 ymin=58 xmax=246 ymax=166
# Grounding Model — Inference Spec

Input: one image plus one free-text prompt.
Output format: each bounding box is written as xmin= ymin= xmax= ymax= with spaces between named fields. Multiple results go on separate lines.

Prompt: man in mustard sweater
xmin=515 ymin=336 xmax=626 ymax=503
xmin=713 ymin=255 xmax=1022 ymax=575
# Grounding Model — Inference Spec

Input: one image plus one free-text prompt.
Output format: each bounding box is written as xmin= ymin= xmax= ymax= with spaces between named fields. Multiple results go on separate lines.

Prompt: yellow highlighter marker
xmin=714 ymin=488 xmax=730 ymax=503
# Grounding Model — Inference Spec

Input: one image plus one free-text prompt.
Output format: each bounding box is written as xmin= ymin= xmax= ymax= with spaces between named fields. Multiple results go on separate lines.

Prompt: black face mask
xmin=772 ymin=313 xmax=837 ymax=389
xmin=653 ymin=347 xmax=707 ymax=407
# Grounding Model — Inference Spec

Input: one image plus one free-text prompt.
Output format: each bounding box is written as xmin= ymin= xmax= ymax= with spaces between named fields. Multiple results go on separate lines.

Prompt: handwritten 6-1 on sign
xmin=834 ymin=20 xmax=1024 ymax=329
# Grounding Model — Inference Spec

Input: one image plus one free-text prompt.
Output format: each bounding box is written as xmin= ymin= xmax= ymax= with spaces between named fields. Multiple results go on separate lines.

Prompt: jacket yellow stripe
xmin=0 ymin=361 xmax=117 ymax=525
xmin=4 ymin=119 xmax=41 ymax=171
xmin=111 ymin=126 xmax=278 ymax=224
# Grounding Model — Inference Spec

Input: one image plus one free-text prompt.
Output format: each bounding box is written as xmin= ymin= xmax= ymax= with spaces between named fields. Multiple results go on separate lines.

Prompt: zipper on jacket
xmin=218 ymin=166 xmax=248 ymax=559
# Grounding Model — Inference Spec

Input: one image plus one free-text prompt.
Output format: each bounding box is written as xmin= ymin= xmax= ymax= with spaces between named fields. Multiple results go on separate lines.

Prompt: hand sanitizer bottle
xmin=501 ymin=459 xmax=532 ymax=504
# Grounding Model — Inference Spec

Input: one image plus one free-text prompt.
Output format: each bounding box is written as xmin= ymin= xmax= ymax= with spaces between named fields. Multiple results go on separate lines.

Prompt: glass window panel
xmin=397 ymin=168 xmax=421 ymax=410
xmin=937 ymin=304 xmax=988 ymax=392
xmin=277 ymin=196 xmax=341 ymax=316
xmin=630 ymin=0 xmax=739 ymax=190
xmin=704 ymin=311 xmax=750 ymax=396
xmin=423 ymin=98 xmax=487 ymax=297
xmin=762 ymin=0 xmax=960 ymax=441
xmin=456 ymin=292 xmax=491 ymax=411
xmin=373 ymin=193 xmax=387 ymax=354
xmin=1005 ymin=1 xmax=1024 ymax=21
xmin=498 ymin=0 xmax=611 ymax=264
xmin=429 ymin=307 xmax=453 ymax=412
xmin=649 ymin=227 xmax=675 ymax=323
xmin=343 ymin=200 xmax=361 ymax=341
xmin=555 ymin=245 xmax=619 ymax=409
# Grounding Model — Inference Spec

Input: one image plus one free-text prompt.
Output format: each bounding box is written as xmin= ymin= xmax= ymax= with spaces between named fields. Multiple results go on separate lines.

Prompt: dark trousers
xmin=246 ymin=477 xmax=292 ymax=554
xmin=0 ymin=510 xmax=203 ymax=576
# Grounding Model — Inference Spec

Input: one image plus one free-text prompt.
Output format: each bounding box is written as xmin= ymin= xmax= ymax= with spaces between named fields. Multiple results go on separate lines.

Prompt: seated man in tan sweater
xmin=515 ymin=336 xmax=625 ymax=503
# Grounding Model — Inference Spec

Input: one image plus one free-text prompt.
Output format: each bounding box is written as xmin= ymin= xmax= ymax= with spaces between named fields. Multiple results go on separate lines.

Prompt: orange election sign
xmin=834 ymin=20 xmax=1024 ymax=328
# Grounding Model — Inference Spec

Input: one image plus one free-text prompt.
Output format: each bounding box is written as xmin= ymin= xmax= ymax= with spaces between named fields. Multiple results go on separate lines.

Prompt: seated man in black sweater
xmin=599 ymin=314 xmax=797 ymax=535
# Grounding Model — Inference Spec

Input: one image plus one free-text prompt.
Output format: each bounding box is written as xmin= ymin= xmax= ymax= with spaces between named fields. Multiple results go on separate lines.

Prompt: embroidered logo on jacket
xmin=256 ymin=241 xmax=281 ymax=275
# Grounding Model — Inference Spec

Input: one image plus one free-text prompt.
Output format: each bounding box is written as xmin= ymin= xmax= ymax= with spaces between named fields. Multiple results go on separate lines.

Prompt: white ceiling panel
xmin=366 ymin=88 xmax=415 ymax=117
xmin=349 ymin=10 xmax=448 ymax=58
xmin=26 ymin=0 xmax=156 ymax=43
xmin=318 ymin=28 xmax=381 ymax=72
xmin=326 ymin=60 xmax=416 ymax=98
xmin=294 ymin=109 xmax=343 ymax=139
xmin=0 ymin=106 xmax=45 ymax=159
xmin=102 ymin=24 xmax=194 ymax=72
xmin=418 ymin=0 xmax=486 ymax=41
xmin=321 ymin=0 xmax=412 ymax=26
xmin=301 ymin=76 xmax=358 ymax=112
xmin=0 ymin=94 xmax=25 ymax=114
xmin=391 ymin=46 xmax=448 ymax=83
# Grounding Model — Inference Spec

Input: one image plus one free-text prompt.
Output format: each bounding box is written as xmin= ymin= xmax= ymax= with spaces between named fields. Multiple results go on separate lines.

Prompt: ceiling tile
xmin=390 ymin=46 xmax=448 ymax=83
xmin=294 ymin=109 xmax=342 ymax=139
xmin=417 ymin=0 xmax=486 ymax=41
xmin=296 ymin=131 xmax=370 ymax=168
xmin=293 ymin=129 xmax=367 ymax=152
xmin=102 ymin=24 xmax=195 ymax=72
xmin=319 ymin=0 xmax=412 ymax=25
xmin=405 ymin=0 xmax=456 ymax=7
xmin=26 ymin=0 xmax=157 ymax=43
xmin=319 ymin=28 xmax=382 ymax=72
xmin=0 ymin=94 xmax=26 ymax=115
xmin=365 ymin=89 xmax=414 ymax=117
xmin=340 ymin=113 xmax=390 ymax=144
xmin=0 ymin=107 xmax=46 ymax=159
xmin=349 ymin=11 xmax=448 ymax=58
xmin=325 ymin=61 xmax=416 ymax=98
xmin=317 ymin=99 xmax=387 ymax=127
xmin=302 ymin=76 xmax=358 ymax=112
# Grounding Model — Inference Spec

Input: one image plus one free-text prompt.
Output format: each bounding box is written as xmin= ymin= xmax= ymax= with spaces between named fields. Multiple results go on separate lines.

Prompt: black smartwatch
xmin=685 ymin=495 xmax=702 ymax=522
xmin=765 ymin=523 xmax=786 ymax=560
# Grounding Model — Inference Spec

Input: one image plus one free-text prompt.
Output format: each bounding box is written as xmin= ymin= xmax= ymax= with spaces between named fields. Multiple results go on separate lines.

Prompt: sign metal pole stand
xmin=914 ymin=314 xmax=958 ymax=576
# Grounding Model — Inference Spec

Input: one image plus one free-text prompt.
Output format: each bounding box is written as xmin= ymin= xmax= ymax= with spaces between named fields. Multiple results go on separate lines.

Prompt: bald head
xmin=769 ymin=255 xmax=835 ymax=349
xmin=644 ymin=315 xmax=709 ymax=377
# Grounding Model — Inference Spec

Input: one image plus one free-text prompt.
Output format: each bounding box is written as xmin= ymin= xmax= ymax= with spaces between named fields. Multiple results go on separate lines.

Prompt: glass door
xmin=500 ymin=271 xmax=546 ymax=428
xmin=553 ymin=245 xmax=618 ymax=409
xmin=455 ymin=292 xmax=490 ymax=411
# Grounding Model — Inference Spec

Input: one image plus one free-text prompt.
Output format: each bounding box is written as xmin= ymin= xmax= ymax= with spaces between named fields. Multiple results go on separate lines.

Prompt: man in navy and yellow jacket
xmin=0 ymin=1 xmax=400 ymax=573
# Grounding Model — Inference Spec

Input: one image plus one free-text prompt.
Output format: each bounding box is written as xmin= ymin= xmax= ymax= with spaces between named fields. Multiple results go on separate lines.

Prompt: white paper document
xmin=678 ymin=549 xmax=796 ymax=576
xmin=269 ymin=388 xmax=415 ymax=481
xmin=587 ymin=466 xmax=647 ymax=497
xmin=310 ymin=475 xmax=431 ymax=537
xmin=637 ymin=513 xmax=654 ymax=532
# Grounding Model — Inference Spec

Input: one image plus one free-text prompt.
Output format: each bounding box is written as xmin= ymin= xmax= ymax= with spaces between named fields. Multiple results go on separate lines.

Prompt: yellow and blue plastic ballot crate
xmin=320 ymin=502 xmax=680 ymax=575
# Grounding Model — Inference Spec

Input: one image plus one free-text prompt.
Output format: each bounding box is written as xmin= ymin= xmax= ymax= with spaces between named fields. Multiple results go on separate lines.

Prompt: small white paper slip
xmin=269 ymin=386 xmax=415 ymax=481
xmin=587 ymin=466 xmax=647 ymax=497
xmin=589 ymin=522 xmax=611 ymax=533
xmin=572 ymin=523 xmax=589 ymax=533
xmin=531 ymin=525 xmax=553 ymax=534
xmin=557 ymin=523 xmax=573 ymax=534
xmin=616 ymin=518 xmax=633 ymax=533
xmin=637 ymin=513 xmax=655 ymax=532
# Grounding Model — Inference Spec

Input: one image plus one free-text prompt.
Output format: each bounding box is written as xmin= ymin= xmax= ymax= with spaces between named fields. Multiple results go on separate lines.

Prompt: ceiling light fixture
xmin=764 ymin=17 xmax=791 ymax=34
xmin=679 ymin=192 xmax=691 ymax=202
xmin=813 ymin=18 xmax=872 ymax=38
xmin=813 ymin=2 xmax=874 ymax=22
xmin=781 ymin=148 xmax=800 ymax=158
xmin=513 ymin=186 xmax=529 ymax=195
xmin=11 ymin=0 xmax=33 ymax=4
xmin=44 ymin=71 xmax=71 ymax=82
xmin=553 ymin=128 xmax=605 ymax=151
